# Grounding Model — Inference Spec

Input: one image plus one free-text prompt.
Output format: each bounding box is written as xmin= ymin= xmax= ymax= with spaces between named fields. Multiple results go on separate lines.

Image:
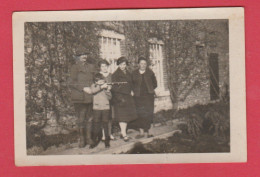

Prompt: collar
xmin=100 ymin=72 xmax=110 ymax=77
xmin=139 ymin=70 xmax=146 ymax=74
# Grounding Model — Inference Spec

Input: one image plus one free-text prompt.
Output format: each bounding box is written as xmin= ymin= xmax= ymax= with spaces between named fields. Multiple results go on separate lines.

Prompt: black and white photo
xmin=13 ymin=8 xmax=246 ymax=166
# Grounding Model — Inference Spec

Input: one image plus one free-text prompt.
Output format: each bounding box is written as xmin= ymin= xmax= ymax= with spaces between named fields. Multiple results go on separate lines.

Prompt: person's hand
xmin=97 ymin=80 xmax=105 ymax=85
xmin=83 ymin=87 xmax=92 ymax=94
xmin=131 ymin=91 xmax=134 ymax=96
xmin=107 ymin=85 xmax=112 ymax=91
xmin=154 ymin=90 xmax=159 ymax=98
xmin=100 ymin=83 xmax=108 ymax=89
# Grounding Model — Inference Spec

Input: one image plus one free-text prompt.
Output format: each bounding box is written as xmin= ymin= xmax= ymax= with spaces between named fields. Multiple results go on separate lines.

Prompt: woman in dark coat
xmin=111 ymin=57 xmax=137 ymax=142
xmin=131 ymin=57 xmax=157 ymax=138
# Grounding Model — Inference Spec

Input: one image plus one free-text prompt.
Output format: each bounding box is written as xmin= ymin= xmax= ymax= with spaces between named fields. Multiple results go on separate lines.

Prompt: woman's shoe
xmin=120 ymin=134 xmax=131 ymax=142
xmin=122 ymin=136 xmax=130 ymax=142
xmin=101 ymin=136 xmax=105 ymax=141
xmin=110 ymin=135 xmax=115 ymax=140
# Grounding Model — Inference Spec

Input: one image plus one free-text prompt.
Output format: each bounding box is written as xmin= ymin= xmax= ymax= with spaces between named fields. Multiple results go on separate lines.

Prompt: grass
xmin=127 ymin=132 xmax=230 ymax=154
xmin=127 ymin=101 xmax=230 ymax=154
xmin=27 ymin=101 xmax=230 ymax=155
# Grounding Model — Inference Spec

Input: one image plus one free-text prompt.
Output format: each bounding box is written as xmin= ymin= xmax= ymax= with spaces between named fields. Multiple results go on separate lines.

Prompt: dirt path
xmin=41 ymin=121 xmax=180 ymax=155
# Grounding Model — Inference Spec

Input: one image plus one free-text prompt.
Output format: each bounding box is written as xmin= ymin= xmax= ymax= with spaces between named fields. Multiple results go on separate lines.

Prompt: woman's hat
xmin=117 ymin=56 xmax=128 ymax=65
xmin=98 ymin=59 xmax=110 ymax=67
xmin=76 ymin=52 xmax=90 ymax=57
xmin=138 ymin=56 xmax=147 ymax=63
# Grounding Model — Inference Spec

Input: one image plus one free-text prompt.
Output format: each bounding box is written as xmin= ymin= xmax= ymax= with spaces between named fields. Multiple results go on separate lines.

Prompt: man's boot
xmin=90 ymin=122 xmax=101 ymax=149
xmin=86 ymin=122 xmax=94 ymax=146
xmin=78 ymin=128 xmax=85 ymax=148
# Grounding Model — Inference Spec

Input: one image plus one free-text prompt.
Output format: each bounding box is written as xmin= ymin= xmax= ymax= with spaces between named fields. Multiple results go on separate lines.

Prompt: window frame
xmin=149 ymin=41 xmax=165 ymax=91
xmin=149 ymin=38 xmax=170 ymax=96
xmin=99 ymin=30 xmax=125 ymax=73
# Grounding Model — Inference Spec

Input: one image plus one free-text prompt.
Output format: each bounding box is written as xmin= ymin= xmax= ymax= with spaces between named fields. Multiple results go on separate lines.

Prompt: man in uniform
xmin=69 ymin=51 xmax=95 ymax=148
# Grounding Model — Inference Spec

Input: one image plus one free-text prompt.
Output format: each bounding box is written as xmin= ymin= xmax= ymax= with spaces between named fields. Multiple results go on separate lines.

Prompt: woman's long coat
xmin=111 ymin=68 xmax=137 ymax=123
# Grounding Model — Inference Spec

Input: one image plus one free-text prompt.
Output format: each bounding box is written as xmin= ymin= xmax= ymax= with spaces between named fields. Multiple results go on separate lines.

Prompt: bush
xmin=177 ymin=101 xmax=230 ymax=140
xmin=153 ymin=109 xmax=177 ymax=125
xmin=27 ymin=146 xmax=44 ymax=155
xmin=186 ymin=113 xmax=203 ymax=139
xmin=27 ymin=124 xmax=78 ymax=150
xmin=204 ymin=107 xmax=230 ymax=139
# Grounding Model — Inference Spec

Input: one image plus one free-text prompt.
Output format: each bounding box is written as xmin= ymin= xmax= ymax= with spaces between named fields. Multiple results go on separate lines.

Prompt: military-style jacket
xmin=68 ymin=61 xmax=95 ymax=103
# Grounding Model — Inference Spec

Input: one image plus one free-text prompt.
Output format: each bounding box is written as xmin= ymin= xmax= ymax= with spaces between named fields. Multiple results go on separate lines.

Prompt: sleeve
xmin=90 ymin=84 xmax=102 ymax=95
xmin=68 ymin=65 xmax=83 ymax=91
xmin=111 ymin=70 xmax=130 ymax=95
xmin=111 ymin=72 xmax=124 ymax=103
xmin=151 ymin=71 xmax=158 ymax=89
xmin=128 ymin=71 xmax=134 ymax=91
xmin=90 ymin=64 xmax=97 ymax=74
xmin=111 ymin=72 xmax=120 ymax=93
xmin=107 ymin=74 xmax=112 ymax=83
xmin=105 ymin=90 xmax=112 ymax=100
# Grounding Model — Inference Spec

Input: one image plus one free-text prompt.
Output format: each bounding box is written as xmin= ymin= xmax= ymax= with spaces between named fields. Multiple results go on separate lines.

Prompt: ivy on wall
xmin=25 ymin=22 xmax=100 ymax=134
xmin=24 ymin=20 xmax=229 ymax=138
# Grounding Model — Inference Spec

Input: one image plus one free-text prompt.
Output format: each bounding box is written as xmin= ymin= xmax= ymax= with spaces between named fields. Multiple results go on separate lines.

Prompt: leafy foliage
xmin=25 ymin=22 xmax=100 ymax=146
xmin=163 ymin=20 xmax=229 ymax=106
xmin=204 ymin=103 xmax=230 ymax=139
xmin=186 ymin=113 xmax=203 ymax=139
xmin=25 ymin=20 xmax=229 ymax=150
xmin=176 ymin=101 xmax=230 ymax=139
xmin=126 ymin=132 xmax=230 ymax=154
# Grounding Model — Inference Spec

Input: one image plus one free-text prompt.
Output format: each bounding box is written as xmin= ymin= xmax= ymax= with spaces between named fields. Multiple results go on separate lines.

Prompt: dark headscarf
xmin=138 ymin=56 xmax=148 ymax=64
xmin=117 ymin=56 xmax=128 ymax=65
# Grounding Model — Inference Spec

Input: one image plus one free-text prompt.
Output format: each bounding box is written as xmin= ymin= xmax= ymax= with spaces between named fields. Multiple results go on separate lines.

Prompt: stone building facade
xmin=97 ymin=21 xmax=229 ymax=111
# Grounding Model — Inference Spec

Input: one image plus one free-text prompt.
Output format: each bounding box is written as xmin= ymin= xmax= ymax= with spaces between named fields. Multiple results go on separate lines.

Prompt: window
xmin=99 ymin=30 xmax=124 ymax=73
xmin=149 ymin=42 xmax=164 ymax=91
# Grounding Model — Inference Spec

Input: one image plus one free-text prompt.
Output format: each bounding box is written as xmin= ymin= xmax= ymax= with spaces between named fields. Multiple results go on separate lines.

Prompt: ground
xmin=27 ymin=102 xmax=230 ymax=155
xmin=40 ymin=121 xmax=179 ymax=155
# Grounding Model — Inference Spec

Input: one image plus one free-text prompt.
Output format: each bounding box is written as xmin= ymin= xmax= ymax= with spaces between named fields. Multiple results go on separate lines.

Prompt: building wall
xmin=99 ymin=23 xmax=229 ymax=111
xmin=177 ymin=51 xmax=229 ymax=109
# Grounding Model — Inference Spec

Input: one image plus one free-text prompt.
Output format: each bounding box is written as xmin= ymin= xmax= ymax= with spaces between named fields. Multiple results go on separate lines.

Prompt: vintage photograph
xmin=13 ymin=8 xmax=246 ymax=165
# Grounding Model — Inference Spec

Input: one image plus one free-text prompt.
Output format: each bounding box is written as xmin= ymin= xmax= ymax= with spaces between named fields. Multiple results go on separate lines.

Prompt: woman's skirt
xmin=129 ymin=95 xmax=155 ymax=132
xmin=113 ymin=94 xmax=137 ymax=123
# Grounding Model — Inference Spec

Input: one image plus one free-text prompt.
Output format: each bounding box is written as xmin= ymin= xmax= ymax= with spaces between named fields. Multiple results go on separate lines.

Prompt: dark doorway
xmin=209 ymin=53 xmax=220 ymax=100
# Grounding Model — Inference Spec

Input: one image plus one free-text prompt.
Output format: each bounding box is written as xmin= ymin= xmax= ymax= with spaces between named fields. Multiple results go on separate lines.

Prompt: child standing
xmin=98 ymin=60 xmax=115 ymax=141
xmin=90 ymin=73 xmax=112 ymax=148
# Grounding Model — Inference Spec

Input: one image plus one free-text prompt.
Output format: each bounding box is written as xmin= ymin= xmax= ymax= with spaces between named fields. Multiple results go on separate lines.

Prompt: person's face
xmin=119 ymin=62 xmax=127 ymax=71
xmin=100 ymin=63 xmax=108 ymax=73
xmin=79 ymin=55 xmax=88 ymax=62
xmin=139 ymin=60 xmax=147 ymax=71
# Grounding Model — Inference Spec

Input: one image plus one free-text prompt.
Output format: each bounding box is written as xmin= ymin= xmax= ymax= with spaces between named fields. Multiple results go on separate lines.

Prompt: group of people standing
xmin=69 ymin=52 xmax=157 ymax=149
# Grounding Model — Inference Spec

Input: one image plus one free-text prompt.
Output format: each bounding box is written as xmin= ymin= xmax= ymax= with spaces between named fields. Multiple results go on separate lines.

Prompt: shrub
xmin=27 ymin=124 xmax=78 ymax=150
xmin=177 ymin=101 xmax=230 ymax=140
xmin=186 ymin=113 xmax=203 ymax=139
xmin=204 ymin=108 xmax=230 ymax=139
xmin=27 ymin=146 xmax=44 ymax=155
xmin=26 ymin=125 xmax=47 ymax=149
